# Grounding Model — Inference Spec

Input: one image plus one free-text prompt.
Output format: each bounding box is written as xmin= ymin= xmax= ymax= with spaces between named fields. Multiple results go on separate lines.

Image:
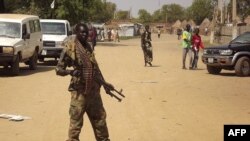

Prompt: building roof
xmin=172 ymin=20 xmax=182 ymax=28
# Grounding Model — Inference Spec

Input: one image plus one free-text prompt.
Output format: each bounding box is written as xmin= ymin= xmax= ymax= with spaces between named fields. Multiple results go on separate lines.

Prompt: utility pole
xmin=232 ymin=0 xmax=237 ymax=39
xmin=210 ymin=4 xmax=219 ymax=44
xmin=218 ymin=0 xmax=223 ymax=23
xmin=232 ymin=0 xmax=237 ymax=22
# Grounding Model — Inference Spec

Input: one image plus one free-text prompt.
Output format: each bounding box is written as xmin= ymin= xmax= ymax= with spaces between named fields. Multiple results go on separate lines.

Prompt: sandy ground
xmin=0 ymin=34 xmax=250 ymax=141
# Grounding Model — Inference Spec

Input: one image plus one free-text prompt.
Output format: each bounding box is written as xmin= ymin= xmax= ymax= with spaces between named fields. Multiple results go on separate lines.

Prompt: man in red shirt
xmin=192 ymin=28 xmax=204 ymax=69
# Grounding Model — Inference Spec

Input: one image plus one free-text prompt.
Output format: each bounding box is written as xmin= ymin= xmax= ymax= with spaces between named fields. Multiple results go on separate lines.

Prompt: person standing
xmin=107 ymin=28 xmax=111 ymax=41
xmin=157 ymin=28 xmax=161 ymax=38
xmin=55 ymin=23 xmax=111 ymax=141
xmin=115 ymin=28 xmax=120 ymax=42
xmin=182 ymin=24 xmax=193 ymax=69
xmin=205 ymin=27 xmax=208 ymax=36
xmin=177 ymin=28 xmax=182 ymax=40
xmin=92 ymin=27 xmax=97 ymax=50
xmin=141 ymin=25 xmax=153 ymax=67
xmin=192 ymin=28 xmax=204 ymax=69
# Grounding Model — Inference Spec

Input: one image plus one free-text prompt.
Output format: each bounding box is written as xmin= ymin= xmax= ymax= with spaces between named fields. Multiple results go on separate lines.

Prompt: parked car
xmin=202 ymin=32 xmax=250 ymax=76
xmin=39 ymin=19 xmax=72 ymax=61
xmin=0 ymin=14 xmax=42 ymax=75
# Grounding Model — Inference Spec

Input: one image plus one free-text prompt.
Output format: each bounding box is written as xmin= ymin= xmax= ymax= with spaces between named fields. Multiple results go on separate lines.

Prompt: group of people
xmin=140 ymin=23 xmax=204 ymax=70
xmin=182 ymin=24 xmax=204 ymax=70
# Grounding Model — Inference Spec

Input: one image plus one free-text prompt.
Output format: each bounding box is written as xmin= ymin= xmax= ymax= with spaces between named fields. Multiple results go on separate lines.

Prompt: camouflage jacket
xmin=55 ymin=35 xmax=101 ymax=92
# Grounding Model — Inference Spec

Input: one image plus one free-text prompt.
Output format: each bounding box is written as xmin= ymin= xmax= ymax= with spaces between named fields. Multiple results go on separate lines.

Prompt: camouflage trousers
xmin=67 ymin=83 xmax=110 ymax=141
xmin=142 ymin=47 xmax=153 ymax=64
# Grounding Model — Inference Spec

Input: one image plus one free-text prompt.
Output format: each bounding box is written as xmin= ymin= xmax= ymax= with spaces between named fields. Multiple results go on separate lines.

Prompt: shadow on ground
xmin=0 ymin=60 xmax=58 ymax=77
xmin=97 ymin=42 xmax=129 ymax=47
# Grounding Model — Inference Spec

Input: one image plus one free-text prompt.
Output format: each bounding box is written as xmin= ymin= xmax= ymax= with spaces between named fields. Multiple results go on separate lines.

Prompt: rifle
xmin=97 ymin=76 xmax=125 ymax=102
xmin=94 ymin=65 xmax=125 ymax=102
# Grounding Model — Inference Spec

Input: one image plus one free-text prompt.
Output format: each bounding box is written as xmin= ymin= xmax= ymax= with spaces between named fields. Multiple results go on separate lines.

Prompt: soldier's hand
xmin=105 ymin=82 xmax=114 ymax=91
xmin=69 ymin=70 xmax=81 ymax=76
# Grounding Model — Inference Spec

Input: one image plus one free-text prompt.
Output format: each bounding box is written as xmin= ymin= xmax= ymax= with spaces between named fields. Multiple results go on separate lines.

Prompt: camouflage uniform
xmin=56 ymin=35 xmax=110 ymax=141
xmin=141 ymin=30 xmax=153 ymax=66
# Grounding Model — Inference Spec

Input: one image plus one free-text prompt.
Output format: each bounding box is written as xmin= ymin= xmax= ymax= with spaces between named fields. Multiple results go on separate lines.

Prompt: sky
xmin=107 ymin=0 xmax=194 ymax=17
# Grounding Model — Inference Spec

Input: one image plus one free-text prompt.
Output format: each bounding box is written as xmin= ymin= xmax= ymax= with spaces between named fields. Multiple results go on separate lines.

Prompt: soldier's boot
xmin=148 ymin=62 xmax=152 ymax=66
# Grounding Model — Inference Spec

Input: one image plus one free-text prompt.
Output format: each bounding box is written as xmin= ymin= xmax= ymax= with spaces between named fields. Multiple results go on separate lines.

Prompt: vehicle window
xmin=66 ymin=23 xmax=70 ymax=33
xmin=29 ymin=20 xmax=35 ymax=33
xmin=34 ymin=20 xmax=41 ymax=32
xmin=22 ymin=24 xmax=27 ymax=35
xmin=41 ymin=22 xmax=66 ymax=35
xmin=231 ymin=32 xmax=250 ymax=44
xmin=0 ymin=22 xmax=21 ymax=38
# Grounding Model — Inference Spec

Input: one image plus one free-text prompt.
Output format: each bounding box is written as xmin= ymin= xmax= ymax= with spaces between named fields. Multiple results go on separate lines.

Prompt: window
xmin=29 ymin=20 xmax=35 ymax=33
xmin=34 ymin=20 xmax=41 ymax=32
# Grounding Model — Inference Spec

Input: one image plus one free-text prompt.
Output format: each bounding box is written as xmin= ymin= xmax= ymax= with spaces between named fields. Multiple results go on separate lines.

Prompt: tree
xmin=116 ymin=10 xmax=129 ymax=20
xmin=138 ymin=9 xmax=152 ymax=24
xmin=237 ymin=0 xmax=250 ymax=22
xmin=152 ymin=9 xmax=163 ymax=22
xmin=186 ymin=0 xmax=214 ymax=25
xmin=0 ymin=0 xmax=5 ymax=13
xmin=161 ymin=4 xmax=185 ymax=23
xmin=2 ymin=0 xmax=116 ymax=24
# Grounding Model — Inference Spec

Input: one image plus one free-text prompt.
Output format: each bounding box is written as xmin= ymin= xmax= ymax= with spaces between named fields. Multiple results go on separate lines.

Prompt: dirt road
xmin=1 ymin=34 xmax=250 ymax=141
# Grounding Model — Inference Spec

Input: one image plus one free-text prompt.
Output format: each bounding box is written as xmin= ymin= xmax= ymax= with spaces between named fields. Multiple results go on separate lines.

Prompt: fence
xmin=216 ymin=25 xmax=250 ymax=44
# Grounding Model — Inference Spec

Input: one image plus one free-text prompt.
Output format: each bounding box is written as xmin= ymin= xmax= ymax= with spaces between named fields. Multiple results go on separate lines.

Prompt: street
xmin=0 ymin=33 xmax=250 ymax=141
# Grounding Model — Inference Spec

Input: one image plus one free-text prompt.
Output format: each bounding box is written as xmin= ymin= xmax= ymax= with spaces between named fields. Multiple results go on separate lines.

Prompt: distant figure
xmin=181 ymin=24 xmax=193 ymax=69
xmin=141 ymin=25 xmax=153 ymax=67
xmin=157 ymin=28 xmax=161 ymax=38
xmin=91 ymin=27 xmax=97 ymax=50
xmin=205 ymin=27 xmax=208 ymax=36
xmin=100 ymin=28 xmax=105 ymax=41
xmin=192 ymin=28 xmax=204 ymax=69
xmin=177 ymin=28 xmax=182 ymax=40
xmin=107 ymin=28 xmax=111 ymax=41
xmin=114 ymin=28 xmax=120 ymax=42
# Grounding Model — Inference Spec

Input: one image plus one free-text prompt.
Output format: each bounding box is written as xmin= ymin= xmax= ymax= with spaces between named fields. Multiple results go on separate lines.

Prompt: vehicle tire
xmin=207 ymin=65 xmax=222 ymax=74
xmin=29 ymin=51 xmax=38 ymax=70
xmin=235 ymin=56 xmax=250 ymax=77
xmin=11 ymin=55 xmax=20 ymax=76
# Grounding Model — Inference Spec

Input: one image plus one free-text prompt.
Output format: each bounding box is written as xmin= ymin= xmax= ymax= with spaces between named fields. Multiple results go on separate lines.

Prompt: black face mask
xmin=76 ymin=26 xmax=88 ymax=43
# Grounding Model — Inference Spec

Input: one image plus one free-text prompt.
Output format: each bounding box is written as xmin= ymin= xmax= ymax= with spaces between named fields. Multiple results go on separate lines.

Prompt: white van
xmin=0 ymin=14 xmax=42 ymax=75
xmin=39 ymin=19 xmax=72 ymax=61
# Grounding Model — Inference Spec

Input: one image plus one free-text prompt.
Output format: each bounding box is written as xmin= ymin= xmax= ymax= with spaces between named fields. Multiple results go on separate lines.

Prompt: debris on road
xmin=0 ymin=113 xmax=31 ymax=121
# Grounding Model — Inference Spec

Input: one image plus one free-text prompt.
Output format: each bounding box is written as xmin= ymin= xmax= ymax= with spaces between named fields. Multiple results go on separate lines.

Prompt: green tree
xmin=228 ymin=0 xmax=250 ymax=22
xmin=161 ymin=4 xmax=185 ymax=23
xmin=187 ymin=0 xmax=214 ymax=25
xmin=138 ymin=9 xmax=152 ymax=24
xmin=2 ymin=0 xmax=116 ymax=24
xmin=116 ymin=10 xmax=129 ymax=20
xmin=152 ymin=9 xmax=163 ymax=22
xmin=0 ymin=0 xmax=5 ymax=13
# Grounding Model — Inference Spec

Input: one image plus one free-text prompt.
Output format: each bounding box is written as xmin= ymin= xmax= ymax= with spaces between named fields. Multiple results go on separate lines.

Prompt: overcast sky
xmin=107 ymin=0 xmax=193 ymax=17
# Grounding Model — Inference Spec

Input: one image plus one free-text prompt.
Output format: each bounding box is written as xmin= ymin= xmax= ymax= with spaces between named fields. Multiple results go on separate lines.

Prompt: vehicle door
xmin=28 ymin=19 xmax=42 ymax=56
xmin=21 ymin=23 xmax=30 ymax=59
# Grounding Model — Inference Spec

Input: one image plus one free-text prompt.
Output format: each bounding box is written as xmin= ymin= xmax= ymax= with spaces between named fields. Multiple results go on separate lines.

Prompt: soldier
xmin=141 ymin=25 xmax=153 ymax=67
xmin=55 ymin=23 xmax=111 ymax=141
